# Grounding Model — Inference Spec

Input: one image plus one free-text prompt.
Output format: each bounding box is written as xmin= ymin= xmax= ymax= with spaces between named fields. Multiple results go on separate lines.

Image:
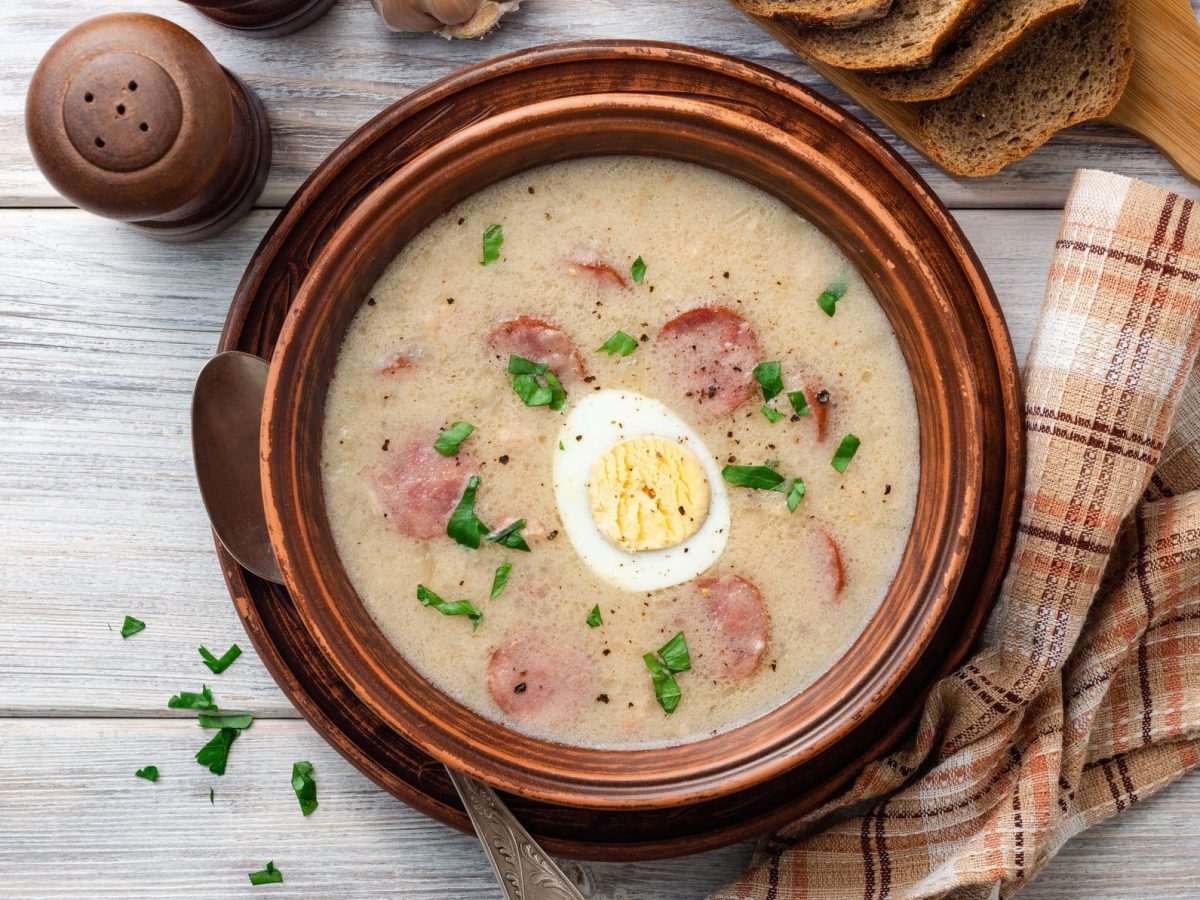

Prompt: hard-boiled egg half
xmin=553 ymin=390 xmax=729 ymax=591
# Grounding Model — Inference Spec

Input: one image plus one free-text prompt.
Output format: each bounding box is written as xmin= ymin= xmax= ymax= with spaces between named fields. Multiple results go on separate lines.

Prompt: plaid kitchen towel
xmin=715 ymin=169 xmax=1200 ymax=900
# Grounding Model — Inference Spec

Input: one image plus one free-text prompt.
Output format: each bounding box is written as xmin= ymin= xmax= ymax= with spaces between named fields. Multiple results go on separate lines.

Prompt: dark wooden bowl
xmin=258 ymin=68 xmax=997 ymax=810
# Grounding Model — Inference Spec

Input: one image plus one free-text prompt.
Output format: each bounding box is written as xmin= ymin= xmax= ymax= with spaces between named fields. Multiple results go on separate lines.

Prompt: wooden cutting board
xmin=748 ymin=0 xmax=1200 ymax=184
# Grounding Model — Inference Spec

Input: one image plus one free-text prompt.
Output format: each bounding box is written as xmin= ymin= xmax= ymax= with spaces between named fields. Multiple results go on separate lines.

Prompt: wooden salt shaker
xmin=179 ymin=0 xmax=338 ymax=37
xmin=25 ymin=13 xmax=271 ymax=242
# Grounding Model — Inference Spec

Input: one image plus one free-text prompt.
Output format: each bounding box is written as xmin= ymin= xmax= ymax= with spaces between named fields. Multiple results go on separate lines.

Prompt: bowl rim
xmin=260 ymin=68 xmax=992 ymax=809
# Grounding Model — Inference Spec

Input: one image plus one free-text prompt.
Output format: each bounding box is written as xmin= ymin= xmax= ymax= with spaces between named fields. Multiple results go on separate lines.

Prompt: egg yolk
xmin=587 ymin=436 xmax=711 ymax=552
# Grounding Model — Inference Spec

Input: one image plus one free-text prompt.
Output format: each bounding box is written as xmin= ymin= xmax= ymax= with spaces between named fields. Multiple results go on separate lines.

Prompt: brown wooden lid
xmin=26 ymin=13 xmax=233 ymax=221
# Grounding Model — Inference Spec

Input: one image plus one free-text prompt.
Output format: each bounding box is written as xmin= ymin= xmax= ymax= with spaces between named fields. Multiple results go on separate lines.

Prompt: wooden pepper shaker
xmin=25 ymin=13 xmax=271 ymax=242
xmin=179 ymin=0 xmax=338 ymax=37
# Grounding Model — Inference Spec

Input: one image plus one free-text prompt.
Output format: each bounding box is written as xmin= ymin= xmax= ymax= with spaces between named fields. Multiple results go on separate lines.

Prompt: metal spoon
xmin=191 ymin=351 xmax=584 ymax=900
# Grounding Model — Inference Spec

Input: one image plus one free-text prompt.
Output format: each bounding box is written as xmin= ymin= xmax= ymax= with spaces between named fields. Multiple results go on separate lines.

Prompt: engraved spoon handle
xmin=446 ymin=767 xmax=585 ymax=900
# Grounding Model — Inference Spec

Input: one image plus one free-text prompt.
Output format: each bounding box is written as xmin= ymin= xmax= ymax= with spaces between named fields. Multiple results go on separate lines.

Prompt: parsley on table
xmin=196 ymin=727 xmax=240 ymax=776
xmin=291 ymin=761 xmax=318 ymax=816
xmin=480 ymin=224 xmax=504 ymax=265
xmin=248 ymin=861 xmax=283 ymax=886
xmin=643 ymin=631 xmax=691 ymax=714
xmin=198 ymin=712 xmax=254 ymax=730
xmin=586 ymin=605 xmax=603 ymax=628
xmin=135 ymin=766 xmax=159 ymax=782
xmin=631 ymin=256 xmax=646 ymax=284
xmin=831 ymin=434 xmax=861 ymax=473
xmin=417 ymin=584 xmax=483 ymax=630
xmin=168 ymin=685 xmax=217 ymax=711
xmin=120 ymin=615 xmax=145 ymax=638
xmin=490 ymin=561 xmax=512 ymax=599
xmin=598 ymin=330 xmax=638 ymax=357
xmin=198 ymin=643 xmax=241 ymax=674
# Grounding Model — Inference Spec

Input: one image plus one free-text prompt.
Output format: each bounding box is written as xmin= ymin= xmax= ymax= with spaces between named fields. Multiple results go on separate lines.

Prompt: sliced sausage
xmin=487 ymin=316 xmax=586 ymax=386
xmin=802 ymin=377 xmax=831 ymax=442
xmin=569 ymin=258 xmax=629 ymax=290
xmin=488 ymin=630 xmax=588 ymax=719
xmin=693 ymin=574 xmax=770 ymax=681
xmin=814 ymin=529 xmax=846 ymax=603
xmin=372 ymin=439 xmax=474 ymax=539
xmin=656 ymin=306 xmax=759 ymax=421
xmin=379 ymin=353 xmax=417 ymax=375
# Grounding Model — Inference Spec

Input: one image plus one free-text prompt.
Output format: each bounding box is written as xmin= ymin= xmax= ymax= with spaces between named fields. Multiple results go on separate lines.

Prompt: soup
xmin=321 ymin=156 xmax=919 ymax=749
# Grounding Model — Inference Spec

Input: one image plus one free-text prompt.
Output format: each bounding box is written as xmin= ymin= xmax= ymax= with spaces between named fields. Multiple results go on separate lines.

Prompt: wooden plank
xmin=0 ymin=207 xmax=1057 ymax=717
xmin=0 ymin=718 xmax=1195 ymax=897
xmin=3 ymin=0 xmax=1200 ymax=210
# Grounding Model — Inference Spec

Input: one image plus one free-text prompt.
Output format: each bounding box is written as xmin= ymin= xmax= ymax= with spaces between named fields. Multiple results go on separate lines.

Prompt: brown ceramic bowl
xmin=261 ymin=80 xmax=987 ymax=809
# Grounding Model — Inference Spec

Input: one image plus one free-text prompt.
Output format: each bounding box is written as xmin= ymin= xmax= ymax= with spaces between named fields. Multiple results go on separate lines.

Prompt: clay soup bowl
xmin=261 ymin=90 xmax=985 ymax=809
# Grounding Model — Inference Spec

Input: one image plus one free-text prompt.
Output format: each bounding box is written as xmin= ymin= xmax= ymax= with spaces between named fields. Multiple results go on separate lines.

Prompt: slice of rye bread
xmin=864 ymin=0 xmax=1085 ymax=101
xmin=792 ymin=0 xmax=992 ymax=72
xmin=732 ymin=0 xmax=892 ymax=29
xmin=917 ymin=0 xmax=1132 ymax=177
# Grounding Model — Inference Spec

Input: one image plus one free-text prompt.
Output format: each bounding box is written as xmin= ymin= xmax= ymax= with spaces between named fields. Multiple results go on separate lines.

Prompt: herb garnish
xmin=135 ymin=766 xmax=159 ymax=782
xmin=832 ymin=434 xmax=861 ymax=472
xmin=199 ymin=643 xmax=241 ymax=674
xmin=198 ymin=712 xmax=254 ymax=730
xmin=598 ymin=330 xmax=638 ymax=357
xmin=817 ymin=276 xmax=849 ymax=317
xmin=508 ymin=355 xmax=568 ymax=411
xmin=291 ymin=761 xmax=318 ymax=816
xmin=586 ymin=605 xmax=603 ymax=628
xmin=753 ymin=361 xmax=784 ymax=402
xmin=434 ymin=421 xmax=475 ymax=456
xmin=209 ymin=787 xmax=214 ymax=804
xmin=490 ymin=561 xmax=512 ymax=599
xmin=248 ymin=862 xmax=283 ymax=886
xmin=480 ymin=224 xmax=503 ymax=265
xmin=168 ymin=685 xmax=217 ymax=711
xmin=120 ymin=615 xmax=145 ymax=638
xmin=196 ymin=727 xmax=240 ymax=776
xmin=723 ymin=464 xmax=805 ymax=514
xmin=643 ymin=631 xmax=691 ymax=714
xmin=631 ymin=256 xmax=646 ymax=284
xmin=447 ymin=476 xmax=490 ymax=549
xmin=788 ymin=390 xmax=809 ymax=417
xmin=417 ymin=584 xmax=483 ymax=629
xmin=488 ymin=518 xmax=530 ymax=552
xmin=761 ymin=405 xmax=785 ymax=423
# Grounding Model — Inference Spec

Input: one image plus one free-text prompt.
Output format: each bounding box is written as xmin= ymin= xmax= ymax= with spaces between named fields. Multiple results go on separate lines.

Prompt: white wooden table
xmin=2 ymin=2 xmax=1199 ymax=897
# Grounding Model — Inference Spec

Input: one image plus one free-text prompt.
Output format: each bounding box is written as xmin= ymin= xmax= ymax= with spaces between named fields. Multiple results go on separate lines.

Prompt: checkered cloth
xmin=715 ymin=170 xmax=1200 ymax=900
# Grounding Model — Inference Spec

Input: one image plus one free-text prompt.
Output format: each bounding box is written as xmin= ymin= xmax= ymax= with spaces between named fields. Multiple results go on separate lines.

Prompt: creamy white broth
xmin=321 ymin=156 xmax=919 ymax=749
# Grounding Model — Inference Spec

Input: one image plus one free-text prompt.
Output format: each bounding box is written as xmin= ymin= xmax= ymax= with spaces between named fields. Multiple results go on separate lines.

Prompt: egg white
xmin=552 ymin=389 xmax=730 ymax=591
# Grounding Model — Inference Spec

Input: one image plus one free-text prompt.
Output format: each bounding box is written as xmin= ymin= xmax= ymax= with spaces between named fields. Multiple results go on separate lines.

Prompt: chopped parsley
xmin=631 ymin=256 xmax=646 ymax=284
xmin=788 ymin=390 xmax=809 ymax=417
xmin=832 ymin=434 xmax=861 ymax=472
xmin=198 ymin=643 xmax=241 ymax=674
xmin=643 ymin=632 xmax=691 ymax=714
xmin=417 ymin=584 xmax=483 ymax=630
xmin=598 ymin=330 xmax=638 ymax=357
xmin=488 ymin=518 xmax=530 ymax=552
xmin=586 ymin=604 xmax=603 ymax=628
xmin=490 ymin=561 xmax=512 ymax=599
xmin=209 ymin=787 xmax=215 ymax=804
xmin=135 ymin=765 xmax=159 ymax=782
xmin=446 ymin=476 xmax=490 ymax=549
xmin=787 ymin=478 xmax=806 ymax=512
xmin=753 ymin=361 xmax=783 ymax=402
xmin=761 ymin=405 xmax=785 ymax=423
xmin=120 ymin=615 xmax=145 ymax=638
xmin=817 ymin=276 xmax=849 ymax=317
xmin=198 ymin=712 xmax=254 ymax=730
xmin=291 ymin=761 xmax=318 ymax=816
xmin=722 ymin=464 xmax=787 ymax=491
xmin=168 ymin=685 xmax=217 ymax=711
xmin=508 ymin=355 xmax=567 ymax=411
xmin=196 ymin=727 xmax=240 ymax=776
xmin=248 ymin=861 xmax=283 ymax=886
xmin=433 ymin=421 xmax=475 ymax=456
xmin=480 ymin=224 xmax=503 ymax=265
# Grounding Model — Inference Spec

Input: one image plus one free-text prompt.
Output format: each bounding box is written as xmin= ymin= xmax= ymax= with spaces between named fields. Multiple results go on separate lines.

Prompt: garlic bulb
xmin=370 ymin=0 xmax=523 ymax=38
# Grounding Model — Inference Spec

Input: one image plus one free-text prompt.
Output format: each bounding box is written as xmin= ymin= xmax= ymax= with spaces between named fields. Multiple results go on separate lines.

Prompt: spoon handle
xmin=445 ymin=767 xmax=585 ymax=900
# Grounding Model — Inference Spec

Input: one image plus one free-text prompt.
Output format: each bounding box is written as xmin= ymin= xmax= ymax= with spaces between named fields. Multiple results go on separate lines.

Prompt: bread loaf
xmin=731 ymin=0 xmax=892 ymax=29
